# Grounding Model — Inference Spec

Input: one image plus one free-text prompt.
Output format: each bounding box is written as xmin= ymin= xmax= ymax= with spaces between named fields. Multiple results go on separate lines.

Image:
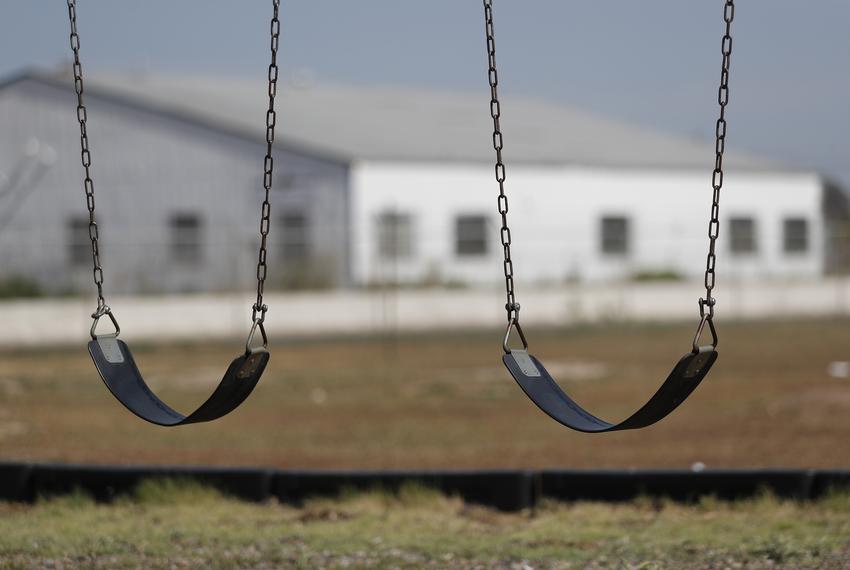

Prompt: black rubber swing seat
xmin=503 ymin=348 xmax=717 ymax=433
xmin=88 ymin=337 xmax=269 ymax=426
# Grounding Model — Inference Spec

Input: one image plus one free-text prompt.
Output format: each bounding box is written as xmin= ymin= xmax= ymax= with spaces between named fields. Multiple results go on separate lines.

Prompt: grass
xmin=0 ymin=317 xmax=849 ymax=469
xmin=0 ymin=479 xmax=848 ymax=569
xmin=2 ymin=318 xmax=847 ymax=568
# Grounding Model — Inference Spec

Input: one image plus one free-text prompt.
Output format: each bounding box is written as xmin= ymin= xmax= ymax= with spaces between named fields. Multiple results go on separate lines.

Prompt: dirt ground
xmin=0 ymin=317 xmax=848 ymax=469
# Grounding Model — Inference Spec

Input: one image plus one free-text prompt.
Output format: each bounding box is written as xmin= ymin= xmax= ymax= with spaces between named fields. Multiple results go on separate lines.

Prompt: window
xmin=600 ymin=216 xmax=629 ymax=255
xmin=783 ymin=218 xmax=809 ymax=254
xmin=729 ymin=217 xmax=757 ymax=254
xmin=376 ymin=211 xmax=414 ymax=260
xmin=455 ymin=215 xmax=488 ymax=256
xmin=68 ymin=217 xmax=91 ymax=267
xmin=170 ymin=213 xmax=203 ymax=264
xmin=280 ymin=212 xmax=309 ymax=260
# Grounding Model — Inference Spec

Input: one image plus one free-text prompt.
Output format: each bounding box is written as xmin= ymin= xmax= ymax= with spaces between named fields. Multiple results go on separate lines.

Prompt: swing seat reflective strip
xmin=88 ymin=339 xmax=268 ymax=426
xmin=503 ymin=350 xmax=717 ymax=433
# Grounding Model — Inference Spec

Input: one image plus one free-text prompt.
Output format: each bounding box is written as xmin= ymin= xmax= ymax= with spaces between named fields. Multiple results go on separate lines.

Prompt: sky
xmin=2 ymin=1 xmax=849 ymax=189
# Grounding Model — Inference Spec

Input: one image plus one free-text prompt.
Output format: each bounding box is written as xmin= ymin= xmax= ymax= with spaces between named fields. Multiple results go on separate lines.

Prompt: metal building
xmin=0 ymin=69 xmax=845 ymax=295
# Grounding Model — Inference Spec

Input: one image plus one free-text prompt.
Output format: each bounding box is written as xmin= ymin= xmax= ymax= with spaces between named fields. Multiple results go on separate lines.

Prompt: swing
xmin=64 ymin=0 xmax=282 ymax=426
xmin=481 ymin=0 xmax=735 ymax=432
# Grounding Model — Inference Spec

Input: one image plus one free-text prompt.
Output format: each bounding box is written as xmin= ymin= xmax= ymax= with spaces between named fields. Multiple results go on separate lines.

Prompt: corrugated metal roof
xmin=32 ymin=70 xmax=785 ymax=170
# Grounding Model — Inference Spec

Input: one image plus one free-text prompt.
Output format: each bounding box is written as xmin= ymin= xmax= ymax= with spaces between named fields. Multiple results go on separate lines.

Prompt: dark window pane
xmin=170 ymin=213 xmax=203 ymax=264
xmin=280 ymin=212 xmax=309 ymax=260
xmin=456 ymin=215 xmax=488 ymax=256
xmin=68 ymin=217 xmax=90 ymax=267
xmin=377 ymin=211 xmax=413 ymax=260
xmin=601 ymin=216 xmax=629 ymax=255
xmin=729 ymin=217 xmax=757 ymax=254
xmin=783 ymin=218 xmax=808 ymax=253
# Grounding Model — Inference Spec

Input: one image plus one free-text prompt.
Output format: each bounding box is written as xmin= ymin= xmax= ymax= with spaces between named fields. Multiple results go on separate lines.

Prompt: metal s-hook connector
xmin=692 ymin=297 xmax=718 ymax=353
xmin=251 ymin=303 xmax=268 ymax=324
xmin=90 ymin=305 xmax=120 ymax=340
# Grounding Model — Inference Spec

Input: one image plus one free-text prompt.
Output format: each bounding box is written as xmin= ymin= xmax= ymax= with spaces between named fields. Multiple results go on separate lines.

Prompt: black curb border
xmin=1 ymin=462 xmax=847 ymax=512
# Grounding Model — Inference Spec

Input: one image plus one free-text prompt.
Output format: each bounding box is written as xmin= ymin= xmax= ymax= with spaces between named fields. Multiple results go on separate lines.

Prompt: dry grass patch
xmin=0 ymin=318 xmax=849 ymax=469
xmin=0 ymin=480 xmax=848 ymax=569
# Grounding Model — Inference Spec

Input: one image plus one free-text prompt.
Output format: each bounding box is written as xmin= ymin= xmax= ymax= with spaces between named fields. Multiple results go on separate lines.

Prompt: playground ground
xmin=1 ymin=317 xmax=850 ymax=568
xmin=0 ymin=479 xmax=848 ymax=569
xmin=0 ymin=316 xmax=849 ymax=469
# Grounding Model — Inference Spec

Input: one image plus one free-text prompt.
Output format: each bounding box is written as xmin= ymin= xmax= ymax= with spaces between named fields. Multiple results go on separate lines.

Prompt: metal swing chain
xmin=250 ymin=0 xmax=281 ymax=347
xmin=67 ymin=0 xmax=108 ymax=320
xmin=483 ymin=0 xmax=518 ymax=325
xmin=67 ymin=0 xmax=281 ymax=347
xmin=483 ymin=0 xmax=529 ymax=354
xmin=696 ymin=0 xmax=735 ymax=350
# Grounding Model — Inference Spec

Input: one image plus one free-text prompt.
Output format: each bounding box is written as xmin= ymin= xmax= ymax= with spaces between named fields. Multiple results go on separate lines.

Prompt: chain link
xmin=700 ymin=0 xmax=735 ymax=321
xmin=253 ymin=0 xmax=281 ymax=324
xmin=67 ymin=0 xmax=106 ymax=311
xmin=67 ymin=0 xmax=281 ymax=326
xmin=480 ymin=0 xmax=732 ymax=343
xmin=482 ymin=0 xmax=519 ymax=323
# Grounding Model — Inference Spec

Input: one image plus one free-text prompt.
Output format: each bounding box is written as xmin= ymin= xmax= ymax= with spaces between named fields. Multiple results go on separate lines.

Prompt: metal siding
xmin=0 ymin=79 xmax=349 ymax=295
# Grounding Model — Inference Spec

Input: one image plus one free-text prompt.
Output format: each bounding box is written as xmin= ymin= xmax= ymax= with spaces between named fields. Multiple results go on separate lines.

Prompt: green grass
xmin=0 ymin=480 xmax=848 ymax=569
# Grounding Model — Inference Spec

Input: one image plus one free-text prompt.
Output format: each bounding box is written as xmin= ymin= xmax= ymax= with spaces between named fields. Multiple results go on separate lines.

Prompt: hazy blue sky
xmin=2 ymin=1 xmax=848 ymax=188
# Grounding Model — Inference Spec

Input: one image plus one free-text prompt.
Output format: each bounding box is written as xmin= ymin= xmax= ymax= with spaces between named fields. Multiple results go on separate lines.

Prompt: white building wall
xmin=351 ymin=161 xmax=824 ymax=287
